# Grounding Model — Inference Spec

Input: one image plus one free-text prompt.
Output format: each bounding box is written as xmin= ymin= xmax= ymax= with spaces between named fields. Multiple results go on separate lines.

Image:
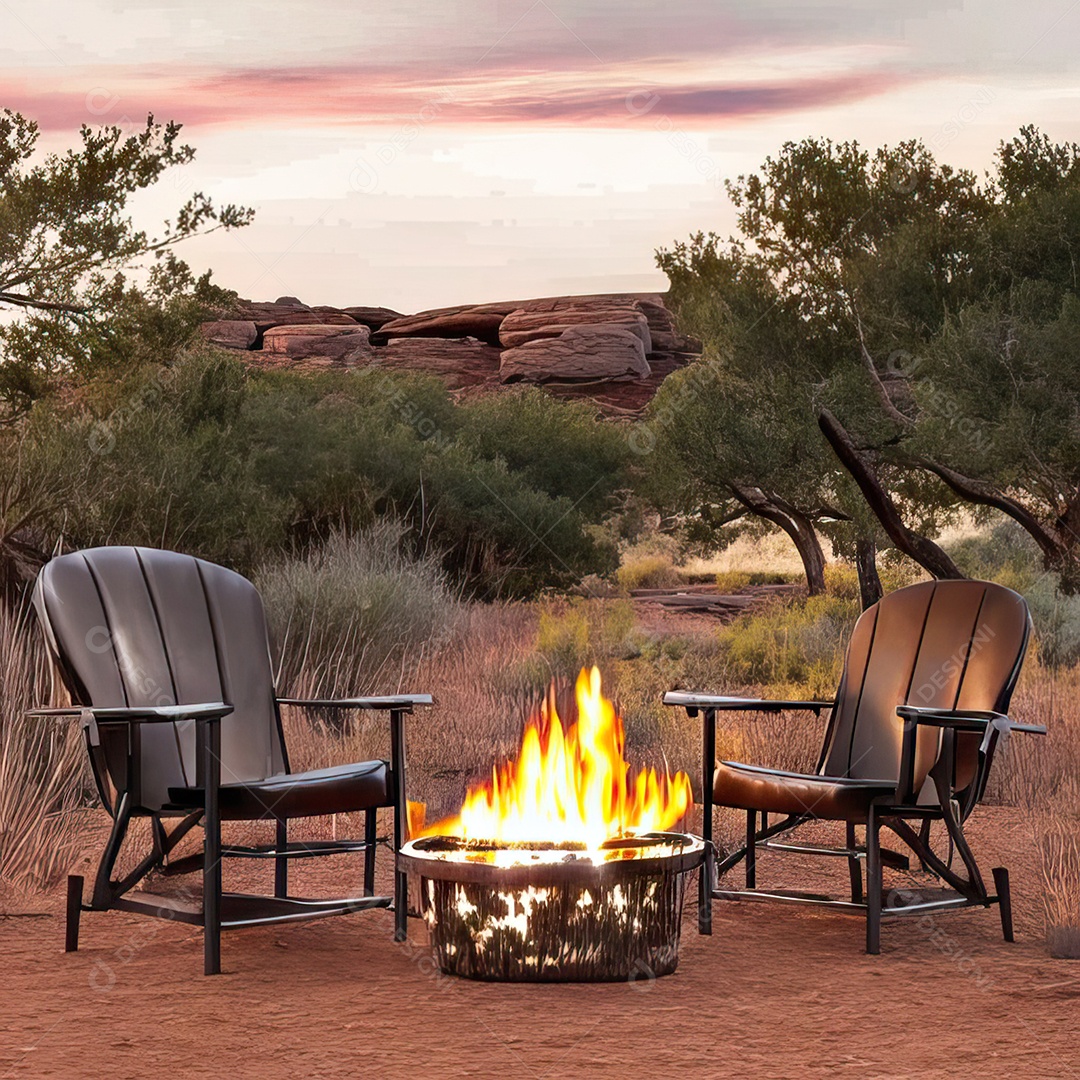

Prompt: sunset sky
xmin=6 ymin=1 xmax=1080 ymax=311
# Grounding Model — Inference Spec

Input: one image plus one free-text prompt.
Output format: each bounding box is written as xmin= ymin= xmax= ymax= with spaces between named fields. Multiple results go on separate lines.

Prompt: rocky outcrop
xmin=230 ymin=302 xmax=357 ymax=335
xmin=500 ymin=326 xmax=651 ymax=383
xmin=341 ymin=306 xmax=403 ymax=330
xmin=370 ymin=337 xmax=501 ymax=389
xmin=374 ymin=307 xmax=506 ymax=346
xmin=261 ymin=324 xmax=373 ymax=367
xmin=499 ymin=306 xmax=652 ymax=351
xmin=200 ymin=319 xmax=257 ymax=350
xmin=201 ymin=290 xmax=702 ymax=413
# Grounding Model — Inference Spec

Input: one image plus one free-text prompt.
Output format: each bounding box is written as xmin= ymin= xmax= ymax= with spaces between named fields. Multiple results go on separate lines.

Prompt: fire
xmin=417 ymin=666 xmax=693 ymax=849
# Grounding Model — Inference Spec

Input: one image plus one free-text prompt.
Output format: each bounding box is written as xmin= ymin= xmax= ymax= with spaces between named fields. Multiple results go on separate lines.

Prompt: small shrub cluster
xmin=616 ymin=555 xmax=683 ymax=592
xmin=532 ymin=599 xmax=637 ymax=679
xmin=717 ymin=593 xmax=859 ymax=699
xmin=257 ymin=522 xmax=459 ymax=705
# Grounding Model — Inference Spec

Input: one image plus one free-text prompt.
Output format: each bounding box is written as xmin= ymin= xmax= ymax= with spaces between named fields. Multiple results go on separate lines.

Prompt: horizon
xmin=6 ymin=0 xmax=1080 ymax=312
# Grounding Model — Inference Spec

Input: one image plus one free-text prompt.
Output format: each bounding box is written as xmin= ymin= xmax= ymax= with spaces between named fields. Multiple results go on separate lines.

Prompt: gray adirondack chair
xmin=31 ymin=546 xmax=430 ymax=974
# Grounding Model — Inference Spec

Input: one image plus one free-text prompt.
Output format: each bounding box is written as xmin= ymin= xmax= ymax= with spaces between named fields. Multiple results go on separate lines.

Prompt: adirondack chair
xmin=664 ymin=579 xmax=1046 ymax=953
xmin=31 ymin=546 xmax=431 ymax=974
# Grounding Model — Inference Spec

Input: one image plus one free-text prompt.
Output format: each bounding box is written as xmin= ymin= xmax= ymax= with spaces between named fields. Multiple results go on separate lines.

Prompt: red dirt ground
xmin=1 ymin=805 xmax=1077 ymax=1080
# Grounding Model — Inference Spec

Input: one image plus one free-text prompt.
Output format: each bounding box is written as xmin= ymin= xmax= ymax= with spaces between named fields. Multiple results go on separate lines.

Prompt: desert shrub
xmin=532 ymin=599 xmax=637 ymax=677
xmin=718 ymin=593 xmax=859 ymax=698
xmin=15 ymin=354 xmax=621 ymax=597
xmin=256 ymin=522 xmax=459 ymax=704
xmin=822 ymin=562 xmax=861 ymax=600
xmin=0 ymin=601 xmax=86 ymax=889
xmin=945 ymin=519 xmax=1043 ymax=585
xmin=1021 ymin=574 xmax=1080 ymax=669
xmin=616 ymin=554 xmax=683 ymax=592
xmin=458 ymin=388 xmax=630 ymax=517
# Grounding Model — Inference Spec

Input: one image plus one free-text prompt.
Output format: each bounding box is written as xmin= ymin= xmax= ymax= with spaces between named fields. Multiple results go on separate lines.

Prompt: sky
xmin=5 ymin=0 xmax=1080 ymax=312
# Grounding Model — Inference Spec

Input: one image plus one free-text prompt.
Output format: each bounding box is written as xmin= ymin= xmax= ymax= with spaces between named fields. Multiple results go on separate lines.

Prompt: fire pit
xmin=399 ymin=832 xmax=704 ymax=981
xmin=401 ymin=667 xmax=703 ymax=981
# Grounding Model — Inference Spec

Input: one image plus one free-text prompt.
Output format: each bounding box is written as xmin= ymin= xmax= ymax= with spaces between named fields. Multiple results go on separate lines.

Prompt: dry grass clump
xmin=258 ymin=522 xmax=460 ymax=707
xmin=0 ymin=601 xmax=85 ymax=890
xmin=616 ymin=555 xmax=683 ymax=592
xmin=1037 ymin=781 xmax=1080 ymax=958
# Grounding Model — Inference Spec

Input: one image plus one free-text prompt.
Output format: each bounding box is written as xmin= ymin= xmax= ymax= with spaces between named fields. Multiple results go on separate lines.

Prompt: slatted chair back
xmin=819 ymin=579 xmax=1030 ymax=803
xmin=34 ymin=546 xmax=286 ymax=813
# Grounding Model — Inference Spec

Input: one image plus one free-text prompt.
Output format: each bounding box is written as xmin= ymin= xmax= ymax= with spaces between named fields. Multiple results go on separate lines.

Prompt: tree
xmin=657 ymin=129 xmax=1080 ymax=599
xmin=646 ymin=241 xmax=846 ymax=596
xmin=0 ymin=110 xmax=252 ymax=414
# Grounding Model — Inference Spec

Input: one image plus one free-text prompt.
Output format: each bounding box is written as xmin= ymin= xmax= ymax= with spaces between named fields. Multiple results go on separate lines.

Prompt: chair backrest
xmin=819 ymin=579 xmax=1030 ymax=802
xmin=34 ymin=547 xmax=286 ymax=813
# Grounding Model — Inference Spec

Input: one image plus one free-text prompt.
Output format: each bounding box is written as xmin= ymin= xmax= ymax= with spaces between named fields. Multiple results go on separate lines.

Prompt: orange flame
xmin=418 ymin=666 xmax=693 ymax=848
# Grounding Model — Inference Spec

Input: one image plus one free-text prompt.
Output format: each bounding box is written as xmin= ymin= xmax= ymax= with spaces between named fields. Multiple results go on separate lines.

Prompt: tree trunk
xmin=818 ymin=409 xmax=966 ymax=581
xmin=728 ymin=484 xmax=827 ymax=595
xmin=855 ymin=535 xmax=883 ymax=609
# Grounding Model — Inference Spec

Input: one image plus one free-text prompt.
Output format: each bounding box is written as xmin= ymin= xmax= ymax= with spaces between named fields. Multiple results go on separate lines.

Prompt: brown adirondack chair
xmin=664 ymin=579 xmax=1045 ymax=953
xmin=31 ymin=545 xmax=431 ymax=974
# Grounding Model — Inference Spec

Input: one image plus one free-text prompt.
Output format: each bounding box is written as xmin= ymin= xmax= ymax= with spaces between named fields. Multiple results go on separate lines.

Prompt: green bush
xmin=14 ymin=352 xmax=623 ymax=597
xmin=458 ymin=388 xmax=631 ymax=517
xmin=256 ymin=522 xmax=459 ymax=702
xmin=530 ymin=599 xmax=638 ymax=680
xmin=718 ymin=593 xmax=860 ymax=697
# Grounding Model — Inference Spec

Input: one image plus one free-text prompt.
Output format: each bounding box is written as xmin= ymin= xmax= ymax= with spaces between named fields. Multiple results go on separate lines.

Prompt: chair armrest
xmin=895 ymin=705 xmax=1045 ymax=807
xmin=896 ymin=706 xmax=1046 ymax=736
xmin=27 ymin=702 xmax=233 ymax=723
xmin=662 ymin=692 xmax=832 ymax=716
xmin=277 ymin=695 xmax=433 ymax=711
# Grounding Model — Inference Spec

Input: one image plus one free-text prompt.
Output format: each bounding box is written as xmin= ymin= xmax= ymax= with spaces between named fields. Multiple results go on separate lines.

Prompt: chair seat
xmin=715 ymin=760 xmax=896 ymax=822
xmin=168 ymin=760 xmax=390 ymax=821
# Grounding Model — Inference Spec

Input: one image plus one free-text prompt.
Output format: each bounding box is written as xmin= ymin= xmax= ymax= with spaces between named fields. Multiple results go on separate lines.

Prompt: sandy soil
xmin=1 ymin=806 xmax=1077 ymax=1080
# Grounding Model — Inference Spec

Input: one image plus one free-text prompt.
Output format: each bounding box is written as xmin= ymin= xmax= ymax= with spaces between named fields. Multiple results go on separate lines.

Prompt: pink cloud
xmin=3 ymin=63 xmax=910 ymax=132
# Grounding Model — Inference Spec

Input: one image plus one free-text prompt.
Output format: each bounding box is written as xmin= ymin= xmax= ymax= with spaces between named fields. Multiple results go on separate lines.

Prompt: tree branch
xmin=818 ymin=408 xmax=965 ymax=580
xmin=912 ymin=457 xmax=1065 ymax=563
xmin=0 ymin=292 xmax=88 ymax=314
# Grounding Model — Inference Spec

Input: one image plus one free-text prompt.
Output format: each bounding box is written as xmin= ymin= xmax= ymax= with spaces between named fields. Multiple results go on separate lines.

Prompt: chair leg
xmin=699 ymin=839 xmax=714 ymax=936
xmin=364 ymin=809 xmax=377 ymax=897
xmin=993 ymin=867 xmax=1014 ymax=942
xmin=200 ymin=719 xmax=222 ymax=976
xmin=866 ymin=806 xmax=882 ymax=955
xmin=846 ymin=822 xmax=863 ymax=905
xmin=745 ymin=810 xmax=757 ymax=889
xmin=274 ymin=819 xmax=288 ymax=899
xmin=65 ymin=875 xmax=83 ymax=953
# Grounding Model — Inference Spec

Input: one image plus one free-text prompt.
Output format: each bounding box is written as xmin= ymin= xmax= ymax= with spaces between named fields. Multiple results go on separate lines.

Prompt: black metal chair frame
xmin=30 ymin=693 xmax=430 ymax=975
xmin=664 ymin=692 xmax=1046 ymax=954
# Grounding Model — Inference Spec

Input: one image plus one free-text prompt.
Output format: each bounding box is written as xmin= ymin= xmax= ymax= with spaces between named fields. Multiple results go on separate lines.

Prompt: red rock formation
xmin=500 ymin=326 xmax=651 ymax=383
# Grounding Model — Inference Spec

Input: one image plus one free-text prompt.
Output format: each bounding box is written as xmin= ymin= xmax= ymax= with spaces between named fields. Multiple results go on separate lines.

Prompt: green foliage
xmin=655 ymin=126 xmax=1080 ymax=594
xmin=13 ymin=352 xmax=622 ymax=597
xmin=0 ymin=110 xmax=251 ymax=413
xmin=256 ymin=523 xmax=458 ymax=701
xmin=533 ymin=599 xmax=637 ymax=676
xmin=718 ymin=593 xmax=860 ymax=697
xmin=458 ymin=388 xmax=630 ymax=517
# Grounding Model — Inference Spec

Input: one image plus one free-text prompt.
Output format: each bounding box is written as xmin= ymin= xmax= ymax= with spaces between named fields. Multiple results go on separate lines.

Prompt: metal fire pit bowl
xmin=397 ymin=831 xmax=705 ymax=982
